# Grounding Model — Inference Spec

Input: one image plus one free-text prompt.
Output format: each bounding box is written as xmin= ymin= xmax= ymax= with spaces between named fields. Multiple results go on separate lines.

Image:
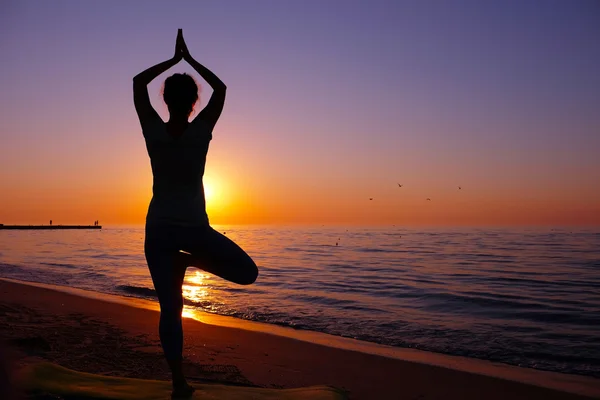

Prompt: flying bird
xmin=426 ymin=198 xmax=431 ymax=201
xmin=458 ymin=186 xmax=462 ymax=190
xmin=398 ymin=183 xmax=403 ymax=187
xmin=369 ymin=198 xmax=373 ymax=200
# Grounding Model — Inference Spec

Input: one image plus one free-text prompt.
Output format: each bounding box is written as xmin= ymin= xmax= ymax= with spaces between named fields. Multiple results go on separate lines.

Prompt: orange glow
xmin=0 ymin=125 xmax=598 ymax=227
xmin=1 ymin=173 xmax=599 ymax=226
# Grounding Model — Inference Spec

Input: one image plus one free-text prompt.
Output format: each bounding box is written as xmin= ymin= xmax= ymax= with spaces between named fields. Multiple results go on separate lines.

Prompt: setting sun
xmin=203 ymin=180 xmax=215 ymax=203
xmin=203 ymin=174 xmax=223 ymax=204
xmin=202 ymin=173 xmax=234 ymax=216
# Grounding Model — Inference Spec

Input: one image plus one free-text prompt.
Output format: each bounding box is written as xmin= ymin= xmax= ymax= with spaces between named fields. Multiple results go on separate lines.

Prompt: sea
xmin=1 ymin=225 xmax=599 ymax=378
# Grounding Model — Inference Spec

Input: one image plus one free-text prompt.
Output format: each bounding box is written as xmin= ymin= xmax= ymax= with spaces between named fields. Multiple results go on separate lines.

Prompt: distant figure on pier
xmin=49 ymin=220 xmax=52 ymax=226
xmin=133 ymin=29 xmax=258 ymax=398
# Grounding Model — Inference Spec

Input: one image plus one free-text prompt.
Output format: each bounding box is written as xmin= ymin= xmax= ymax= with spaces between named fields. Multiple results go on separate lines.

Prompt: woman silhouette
xmin=133 ymin=29 xmax=258 ymax=398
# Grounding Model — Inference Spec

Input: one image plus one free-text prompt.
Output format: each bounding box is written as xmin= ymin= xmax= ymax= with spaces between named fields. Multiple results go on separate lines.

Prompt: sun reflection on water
xmin=181 ymin=270 xmax=210 ymax=319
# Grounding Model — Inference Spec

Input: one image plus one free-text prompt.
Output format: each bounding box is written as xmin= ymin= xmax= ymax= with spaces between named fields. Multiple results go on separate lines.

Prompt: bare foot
xmin=172 ymin=382 xmax=195 ymax=399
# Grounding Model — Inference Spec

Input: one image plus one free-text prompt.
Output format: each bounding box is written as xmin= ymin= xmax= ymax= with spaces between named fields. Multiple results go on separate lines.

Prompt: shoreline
xmin=1 ymin=278 xmax=599 ymax=399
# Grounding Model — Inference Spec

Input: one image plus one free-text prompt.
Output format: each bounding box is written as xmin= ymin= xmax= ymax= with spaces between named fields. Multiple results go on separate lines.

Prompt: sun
xmin=202 ymin=173 xmax=233 ymax=215
xmin=203 ymin=174 xmax=223 ymax=205
xmin=204 ymin=180 xmax=215 ymax=203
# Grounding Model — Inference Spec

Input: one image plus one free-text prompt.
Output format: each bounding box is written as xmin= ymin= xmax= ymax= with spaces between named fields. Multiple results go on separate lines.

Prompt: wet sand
xmin=1 ymin=279 xmax=598 ymax=399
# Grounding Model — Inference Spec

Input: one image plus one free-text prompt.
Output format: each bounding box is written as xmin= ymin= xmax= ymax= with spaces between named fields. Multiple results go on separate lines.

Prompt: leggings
xmin=144 ymin=224 xmax=258 ymax=361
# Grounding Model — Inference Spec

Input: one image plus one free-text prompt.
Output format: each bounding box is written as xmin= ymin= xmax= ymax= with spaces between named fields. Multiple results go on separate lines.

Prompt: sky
xmin=0 ymin=0 xmax=599 ymax=226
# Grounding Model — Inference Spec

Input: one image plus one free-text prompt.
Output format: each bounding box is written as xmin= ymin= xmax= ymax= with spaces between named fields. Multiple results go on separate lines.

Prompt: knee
xmin=159 ymin=301 xmax=184 ymax=323
xmin=238 ymin=263 xmax=258 ymax=285
xmin=160 ymin=310 xmax=182 ymax=326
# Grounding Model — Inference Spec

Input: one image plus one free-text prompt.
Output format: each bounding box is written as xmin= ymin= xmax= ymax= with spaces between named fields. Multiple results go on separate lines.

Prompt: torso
xmin=142 ymin=117 xmax=213 ymax=227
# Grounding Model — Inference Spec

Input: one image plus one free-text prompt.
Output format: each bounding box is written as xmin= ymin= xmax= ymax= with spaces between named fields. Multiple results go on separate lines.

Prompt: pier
xmin=0 ymin=224 xmax=102 ymax=230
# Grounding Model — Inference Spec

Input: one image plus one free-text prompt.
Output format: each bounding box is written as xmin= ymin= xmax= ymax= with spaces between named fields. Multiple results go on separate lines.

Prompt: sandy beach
xmin=1 ymin=279 xmax=598 ymax=400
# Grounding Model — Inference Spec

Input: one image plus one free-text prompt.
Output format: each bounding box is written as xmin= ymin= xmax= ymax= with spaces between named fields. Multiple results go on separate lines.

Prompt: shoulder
xmin=141 ymin=115 xmax=165 ymax=141
xmin=188 ymin=118 xmax=213 ymax=142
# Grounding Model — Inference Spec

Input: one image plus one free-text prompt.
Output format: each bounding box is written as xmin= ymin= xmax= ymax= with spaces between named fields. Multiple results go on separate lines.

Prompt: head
xmin=162 ymin=73 xmax=199 ymax=118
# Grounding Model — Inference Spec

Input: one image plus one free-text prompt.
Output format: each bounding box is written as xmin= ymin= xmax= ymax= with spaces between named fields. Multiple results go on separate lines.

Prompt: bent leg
xmin=180 ymin=227 xmax=258 ymax=285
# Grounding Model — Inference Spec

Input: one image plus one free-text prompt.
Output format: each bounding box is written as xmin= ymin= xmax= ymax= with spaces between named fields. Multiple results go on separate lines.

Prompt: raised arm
xmin=133 ymin=31 xmax=184 ymax=126
xmin=133 ymin=56 xmax=180 ymax=125
xmin=179 ymin=33 xmax=227 ymax=129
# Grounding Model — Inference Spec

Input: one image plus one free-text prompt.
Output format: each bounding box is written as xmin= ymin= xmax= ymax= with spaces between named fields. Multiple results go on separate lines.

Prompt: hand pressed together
xmin=175 ymin=29 xmax=191 ymax=61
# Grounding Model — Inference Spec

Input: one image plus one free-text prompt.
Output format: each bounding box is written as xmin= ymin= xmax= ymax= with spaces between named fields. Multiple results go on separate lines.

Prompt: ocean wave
xmin=40 ymin=262 xmax=78 ymax=269
xmin=116 ymin=285 xmax=156 ymax=298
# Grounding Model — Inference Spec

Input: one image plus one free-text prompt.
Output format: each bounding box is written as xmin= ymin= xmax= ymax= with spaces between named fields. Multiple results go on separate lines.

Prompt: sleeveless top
xmin=142 ymin=117 xmax=212 ymax=227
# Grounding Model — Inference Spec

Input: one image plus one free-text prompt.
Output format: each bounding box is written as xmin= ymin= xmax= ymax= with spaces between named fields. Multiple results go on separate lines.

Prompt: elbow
xmin=132 ymin=76 xmax=146 ymax=87
xmin=216 ymin=82 xmax=227 ymax=92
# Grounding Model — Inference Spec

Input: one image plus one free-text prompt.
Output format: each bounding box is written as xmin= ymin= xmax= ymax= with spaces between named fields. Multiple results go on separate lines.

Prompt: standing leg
xmin=180 ymin=226 xmax=258 ymax=285
xmin=145 ymin=226 xmax=195 ymax=398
